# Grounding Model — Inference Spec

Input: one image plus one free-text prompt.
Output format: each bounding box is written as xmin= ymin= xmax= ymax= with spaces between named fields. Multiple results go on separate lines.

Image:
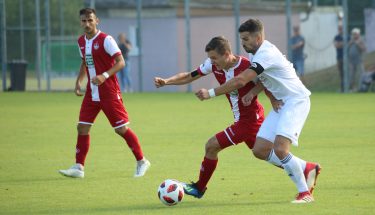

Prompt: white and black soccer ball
xmin=157 ymin=179 xmax=184 ymax=206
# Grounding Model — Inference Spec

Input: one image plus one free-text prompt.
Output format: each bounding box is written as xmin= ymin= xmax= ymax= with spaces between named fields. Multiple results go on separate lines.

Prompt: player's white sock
xmin=266 ymin=149 xmax=282 ymax=167
xmin=280 ymin=153 xmax=308 ymax=193
xmin=294 ymin=156 xmax=306 ymax=171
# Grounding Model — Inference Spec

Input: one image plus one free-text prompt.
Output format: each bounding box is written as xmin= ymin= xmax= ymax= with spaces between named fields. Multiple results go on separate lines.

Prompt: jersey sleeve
xmin=250 ymin=50 xmax=273 ymax=73
xmin=104 ymin=35 xmax=121 ymax=58
xmin=197 ymin=58 xmax=213 ymax=76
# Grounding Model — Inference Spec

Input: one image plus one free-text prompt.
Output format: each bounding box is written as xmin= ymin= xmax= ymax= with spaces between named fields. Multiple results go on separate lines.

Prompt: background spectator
xmin=291 ymin=26 xmax=306 ymax=83
xmin=117 ymin=33 xmax=133 ymax=92
xmin=359 ymin=64 xmax=375 ymax=92
xmin=334 ymin=25 xmax=345 ymax=92
xmin=348 ymin=28 xmax=366 ymax=91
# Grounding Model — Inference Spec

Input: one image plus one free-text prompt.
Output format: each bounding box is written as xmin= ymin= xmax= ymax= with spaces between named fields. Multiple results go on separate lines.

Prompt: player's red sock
xmin=123 ymin=128 xmax=144 ymax=161
xmin=196 ymin=157 xmax=218 ymax=192
xmin=75 ymin=134 xmax=90 ymax=166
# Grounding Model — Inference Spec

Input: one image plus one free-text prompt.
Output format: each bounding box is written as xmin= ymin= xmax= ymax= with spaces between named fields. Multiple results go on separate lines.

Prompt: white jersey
xmin=249 ymin=40 xmax=311 ymax=101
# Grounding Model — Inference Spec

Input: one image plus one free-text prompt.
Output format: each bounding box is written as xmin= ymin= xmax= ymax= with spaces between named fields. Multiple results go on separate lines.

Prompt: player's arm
xmin=264 ymin=88 xmax=284 ymax=113
xmin=241 ymin=81 xmax=265 ymax=106
xmin=154 ymin=70 xmax=202 ymax=88
xmin=195 ymin=68 xmax=258 ymax=101
xmin=91 ymin=54 xmax=125 ymax=86
xmin=75 ymin=60 xmax=87 ymax=96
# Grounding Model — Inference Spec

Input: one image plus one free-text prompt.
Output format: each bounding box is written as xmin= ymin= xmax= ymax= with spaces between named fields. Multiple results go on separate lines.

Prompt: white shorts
xmin=256 ymin=97 xmax=310 ymax=146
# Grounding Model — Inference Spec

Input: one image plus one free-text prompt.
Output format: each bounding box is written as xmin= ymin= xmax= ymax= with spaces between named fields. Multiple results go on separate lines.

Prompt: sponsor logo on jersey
xmin=213 ymin=71 xmax=223 ymax=75
xmin=80 ymin=47 xmax=84 ymax=49
xmin=94 ymin=42 xmax=99 ymax=50
xmin=85 ymin=54 xmax=94 ymax=69
xmin=229 ymin=89 xmax=239 ymax=96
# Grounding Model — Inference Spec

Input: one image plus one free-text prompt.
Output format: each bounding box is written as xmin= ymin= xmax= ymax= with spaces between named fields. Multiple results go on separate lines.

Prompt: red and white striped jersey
xmin=78 ymin=31 xmax=122 ymax=101
xmin=197 ymin=56 xmax=262 ymax=122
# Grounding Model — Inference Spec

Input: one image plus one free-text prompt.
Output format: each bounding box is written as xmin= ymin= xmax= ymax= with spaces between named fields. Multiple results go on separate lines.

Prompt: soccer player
xmin=155 ymin=36 xmax=273 ymax=199
xmin=59 ymin=8 xmax=150 ymax=178
xmin=195 ymin=19 xmax=321 ymax=203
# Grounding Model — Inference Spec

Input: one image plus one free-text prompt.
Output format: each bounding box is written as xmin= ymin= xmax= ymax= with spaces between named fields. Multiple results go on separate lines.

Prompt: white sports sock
xmin=293 ymin=156 xmax=306 ymax=171
xmin=280 ymin=153 xmax=308 ymax=193
xmin=266 ymin=149 xmax=282 ymax=167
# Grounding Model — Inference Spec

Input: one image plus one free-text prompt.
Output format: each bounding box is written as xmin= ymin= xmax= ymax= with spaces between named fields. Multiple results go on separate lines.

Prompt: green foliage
xmin=3 ymin=0 xmax=83 ymax=64
xmin=0 ymin=92 xmax=375 ymax=214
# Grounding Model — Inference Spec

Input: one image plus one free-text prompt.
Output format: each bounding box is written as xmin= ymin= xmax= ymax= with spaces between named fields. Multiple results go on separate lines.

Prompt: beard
xmin=243 ymin=45 xmax=260 ymax=55
xmin=243 ymin=45 xmax=255 ymax=54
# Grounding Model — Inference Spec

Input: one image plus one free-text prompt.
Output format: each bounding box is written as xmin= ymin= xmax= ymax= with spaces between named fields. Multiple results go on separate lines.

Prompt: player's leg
xmin=115 ymin=125 xmax=150 ymax=177
xmin=184 ymin=120 xmax=258 ymax=198
xmin=115 ymin=126 xmax=144 ymax=161
xmin=59 ymin=98 xmax=100 ymax=178
xmin=75 ymin=123 xmax=92 ymax=166
xmin=274 ymin=98 xmax=319 ymax=203
xmin=253 ymin=109 xmax=283 ymax=167
xmin=273 ymin=135 xmax=314 ymax=203
xmin=182 ymin=135 xmax=221 ymax=199
xmin=102 ymin=98 xmax=150 ymax=177
xmin=252 ymin=137 xmax=282 ymax=168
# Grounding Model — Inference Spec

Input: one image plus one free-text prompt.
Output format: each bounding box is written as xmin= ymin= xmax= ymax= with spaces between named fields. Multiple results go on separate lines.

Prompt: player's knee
xmin=205 ymin=138 xmax=221 ymax=156
xmin=77 ymin=124 xmax=90 ymax=135
xmin=273 ymin=145 xmax=288 ymax=159
xmin=252 ymin=148 xmax=268 ymax=160
xmin=115 ymin=126 xmax=128 ymax=136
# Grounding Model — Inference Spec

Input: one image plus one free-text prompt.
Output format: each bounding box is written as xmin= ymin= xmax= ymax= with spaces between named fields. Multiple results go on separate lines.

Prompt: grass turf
xmin=0 ymin=92 xmax=374 ymax=215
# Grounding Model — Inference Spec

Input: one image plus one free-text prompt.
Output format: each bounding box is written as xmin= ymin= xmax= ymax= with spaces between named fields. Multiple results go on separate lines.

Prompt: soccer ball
xmin=157 ymin=179 xmax=184 ymax=206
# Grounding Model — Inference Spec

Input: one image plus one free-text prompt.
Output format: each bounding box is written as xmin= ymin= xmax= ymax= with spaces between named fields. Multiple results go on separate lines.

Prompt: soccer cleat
xmin=134 ymin=158 xmax=151 ymax=177
xmin=291 ymin=191 xmax=314 ymax=203
xmin=59 ymin=164 xmax=84 ymax=178
xmin=181 ymin=182 xmax=206 ymax=199
xmin=304 ymin=162 xmax=321 ymax=194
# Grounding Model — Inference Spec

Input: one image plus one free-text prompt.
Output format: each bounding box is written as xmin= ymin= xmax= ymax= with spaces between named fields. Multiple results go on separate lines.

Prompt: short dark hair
xmin=79 ymin=8 xmax=96 ymax=17
xmin=238 ymin=18 xmax=263 ymax=34
xmin=205 ymin=36 xmax=231 ymax=55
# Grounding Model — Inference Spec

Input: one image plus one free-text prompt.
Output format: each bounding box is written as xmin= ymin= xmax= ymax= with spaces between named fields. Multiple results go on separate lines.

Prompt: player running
xmin=195 ymin=19 xmax=321 ymax=203
xmin=59 ymin=8 xmax=150 ymax=179
xmin=155 ymin=36 xmax=281 ymax=199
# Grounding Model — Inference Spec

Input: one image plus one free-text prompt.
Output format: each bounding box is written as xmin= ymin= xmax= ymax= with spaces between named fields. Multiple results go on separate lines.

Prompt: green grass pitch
xmin=0 ymin=92 xmax=374 ymax=215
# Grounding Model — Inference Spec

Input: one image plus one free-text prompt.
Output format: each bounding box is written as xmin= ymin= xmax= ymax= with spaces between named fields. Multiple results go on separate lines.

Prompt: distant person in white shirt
xmin=348 ymin=28 xmax=366 ymax=91
xmin=195 ymin=18 xmax=321 ymax=204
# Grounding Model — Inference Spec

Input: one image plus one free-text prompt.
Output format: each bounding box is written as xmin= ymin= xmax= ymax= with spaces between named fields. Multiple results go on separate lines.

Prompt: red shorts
xmin=216 ymin=117 xmax=264 ymax=150
xmin=78 ymin=96 xmax=129 ymax=128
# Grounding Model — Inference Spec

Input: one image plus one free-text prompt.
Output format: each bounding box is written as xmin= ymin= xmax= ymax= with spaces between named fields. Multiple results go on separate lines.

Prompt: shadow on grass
xmin=34 ymin=200 xmax=286 ymax=215
xmin=0 ymin=176 xmax=69 ymax=184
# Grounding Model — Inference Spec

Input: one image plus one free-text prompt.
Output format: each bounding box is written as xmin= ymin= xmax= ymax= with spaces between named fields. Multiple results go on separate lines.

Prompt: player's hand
xmin=154 ymin=77 xmax=166 ymax=88
xmin=270 ymin=98 xmax=284 ymax=113
xmin=195 ymin=88 xmax=210 ymax=101
xmin=75 ymin=82 xmax=84 ymax=96
xmin=242 ymin=91 xmax=255 ymax=106
xmin=91 ymin=74 xmax=106 ymax=86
